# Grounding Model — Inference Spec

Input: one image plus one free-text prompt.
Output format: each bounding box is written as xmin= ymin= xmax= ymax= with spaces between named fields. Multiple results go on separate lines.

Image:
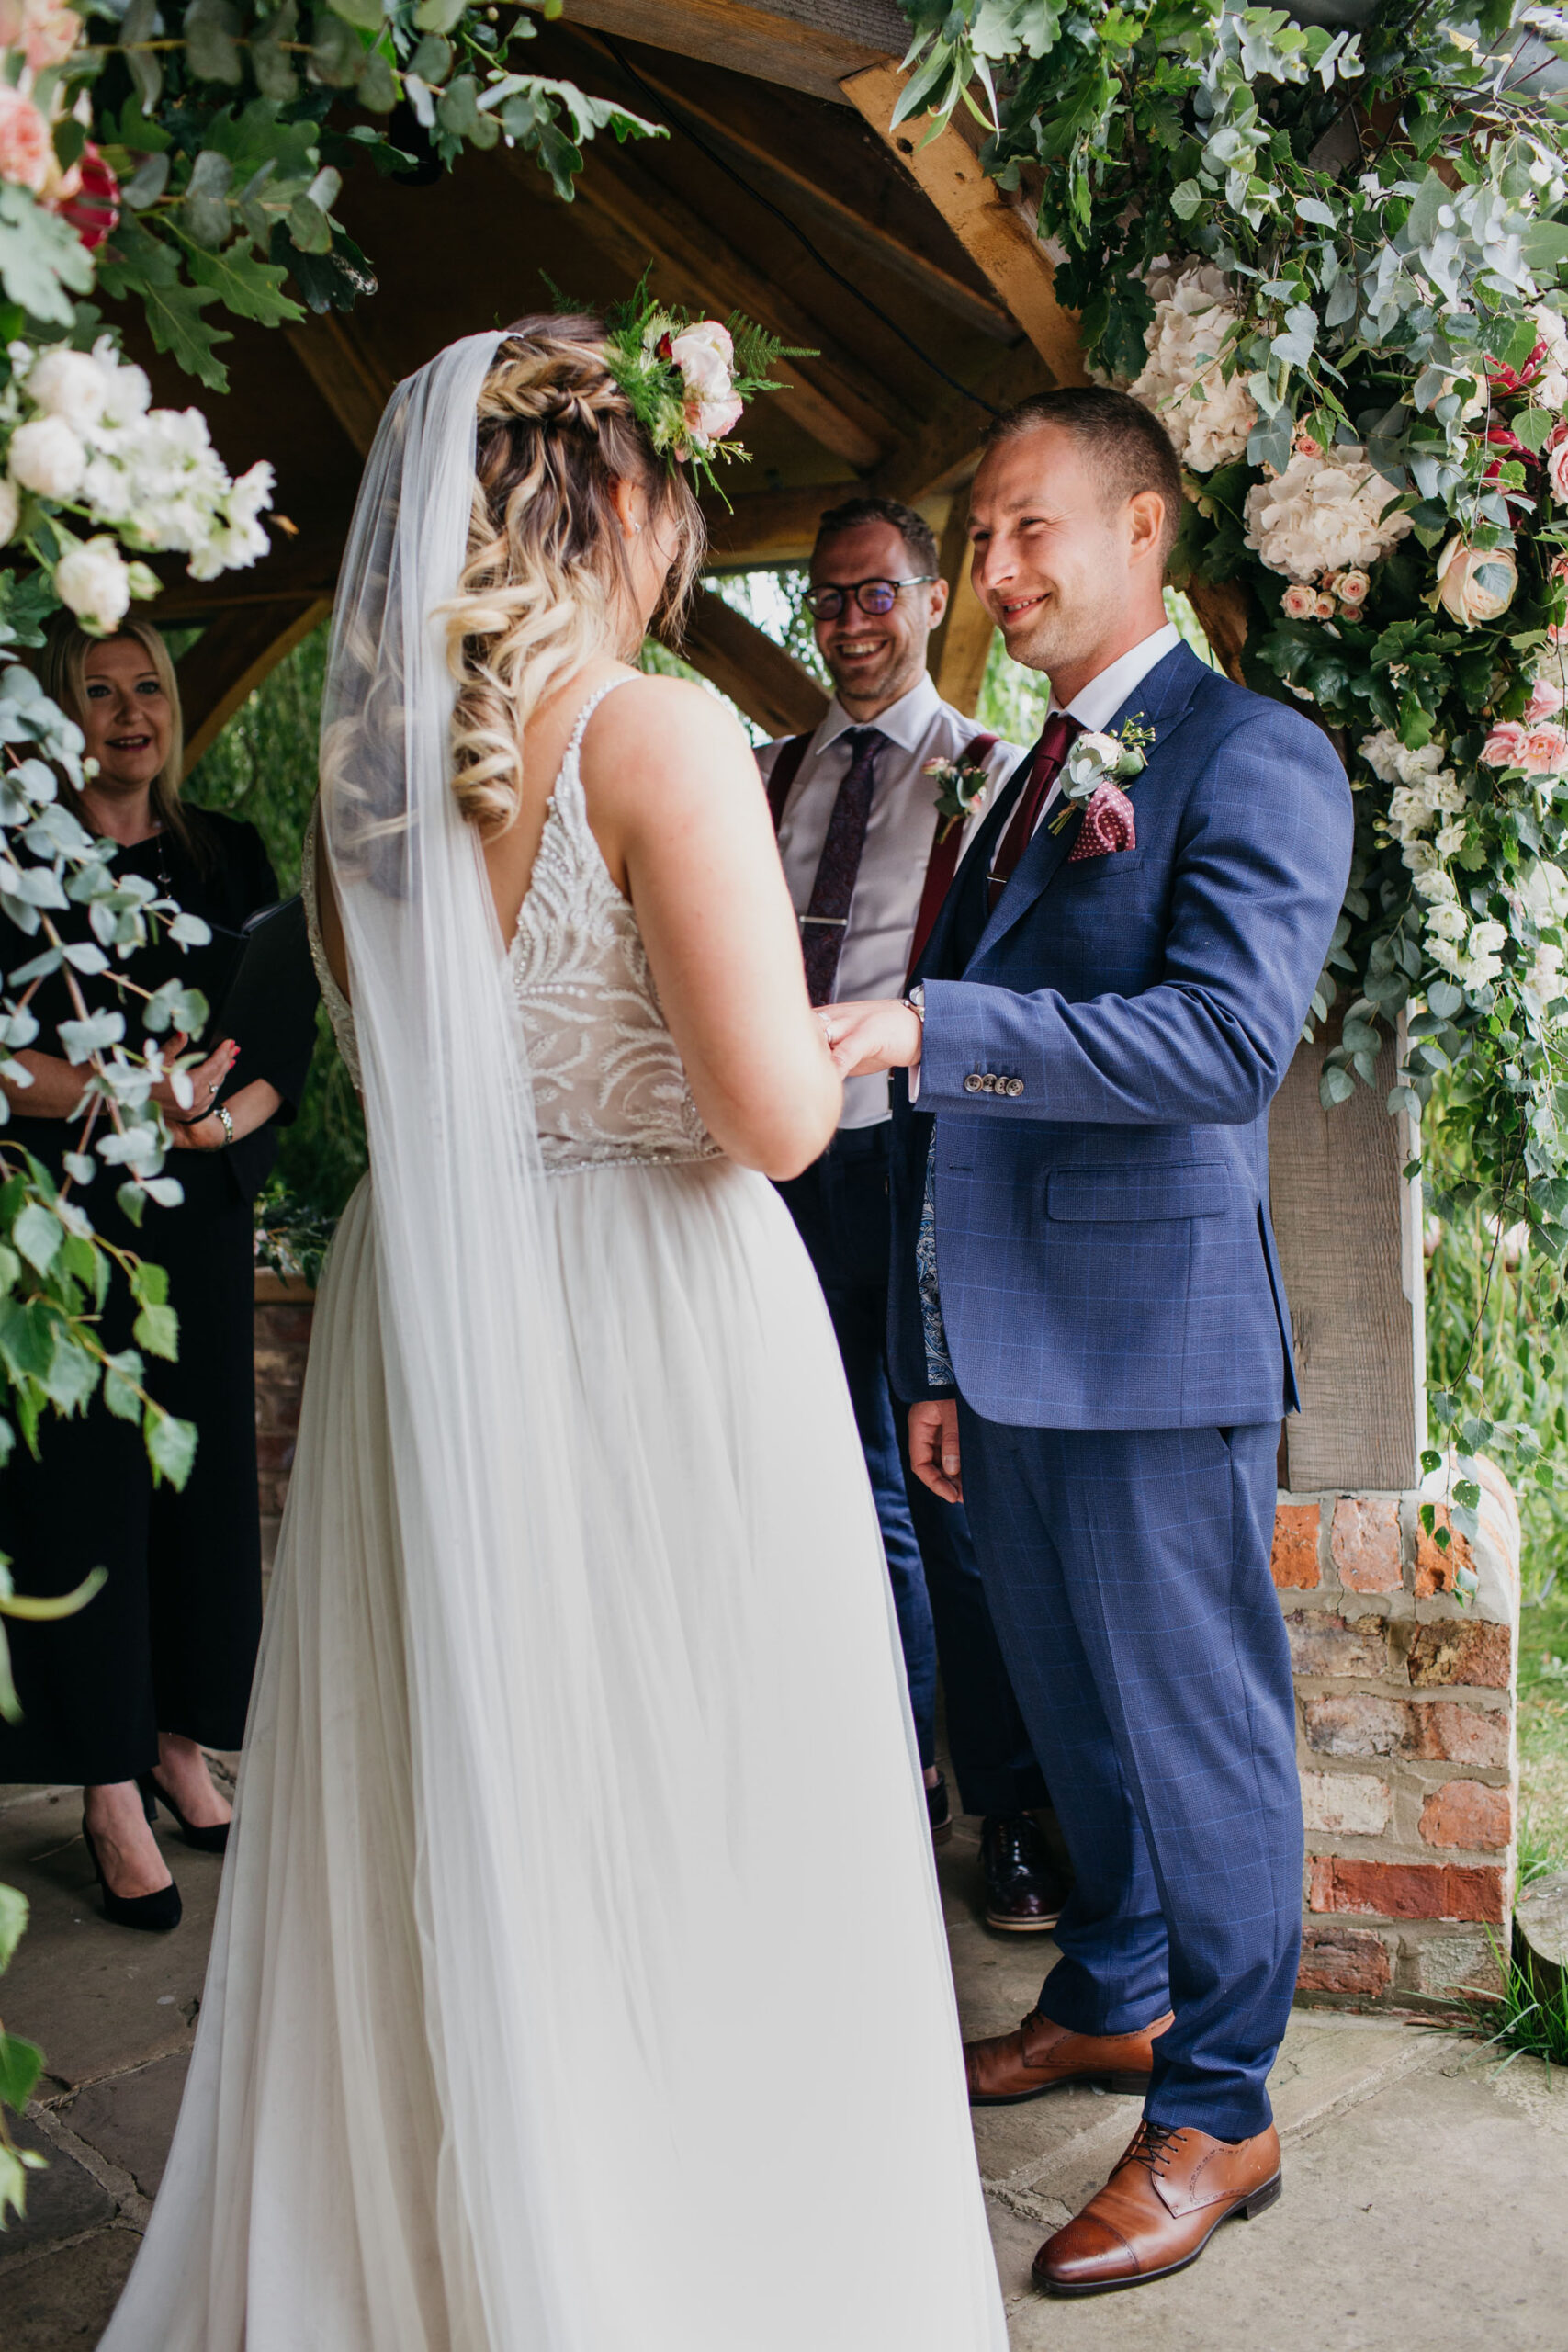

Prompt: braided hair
xmin=443 ymin=313 xmax=706 ymax=831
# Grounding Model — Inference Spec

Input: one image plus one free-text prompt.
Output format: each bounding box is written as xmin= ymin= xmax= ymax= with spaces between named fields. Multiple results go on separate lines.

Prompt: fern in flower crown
xmin=598 ymin=271 xmax=811 ymax=503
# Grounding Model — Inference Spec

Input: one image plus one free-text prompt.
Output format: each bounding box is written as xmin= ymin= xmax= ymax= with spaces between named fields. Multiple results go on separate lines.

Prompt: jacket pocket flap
xmin=1045 ymin=1162 xmax=1231 ymax=1221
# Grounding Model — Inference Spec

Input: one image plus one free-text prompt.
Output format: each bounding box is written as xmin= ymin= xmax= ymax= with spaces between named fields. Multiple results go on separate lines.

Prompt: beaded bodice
xmin=301 ymin=679 xmax=720 ymax=1175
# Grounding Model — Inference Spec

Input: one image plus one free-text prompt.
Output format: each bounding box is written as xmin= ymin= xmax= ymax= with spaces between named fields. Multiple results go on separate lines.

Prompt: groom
xmin=824 ymin=387 xmax=1352 ymax=2296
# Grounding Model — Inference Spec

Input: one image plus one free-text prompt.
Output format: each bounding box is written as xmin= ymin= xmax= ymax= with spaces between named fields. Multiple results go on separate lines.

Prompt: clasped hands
xmin=155 ymin=1034 xmax=239 ymax=1150
xmin=817 ymin=997 xmax=921 ymax=1080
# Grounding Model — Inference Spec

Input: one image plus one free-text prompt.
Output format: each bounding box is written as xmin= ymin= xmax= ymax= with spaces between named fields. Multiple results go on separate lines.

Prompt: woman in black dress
xmin=0 ymin=617 xmax=315 ymax=1928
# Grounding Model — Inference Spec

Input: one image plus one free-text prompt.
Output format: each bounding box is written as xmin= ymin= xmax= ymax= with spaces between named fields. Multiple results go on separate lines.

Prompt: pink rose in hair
xmin=1280 ymin=582 xmax=1317 ymax=620
xmin=1520 ymin=723 xmax=1568 ymax=775
xmin=1482 ymin=721 xmax=1530 ymax=769
xmin=0 ymin=85 xmax=53 ymax=194
xmin=683 ymin=395 xmax=744 ymax=446
xmin=668 ymin=322 xmax=734 ymax=401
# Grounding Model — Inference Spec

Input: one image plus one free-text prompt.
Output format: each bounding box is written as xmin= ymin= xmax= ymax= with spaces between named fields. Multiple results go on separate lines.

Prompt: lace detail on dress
xmin=299 ymin=684 xmax=720 ymax=1176
xmin=300 ymin=808 xmax=361 ymax=1092
xmin=509 ymin=678 xmax=720 ymax=1174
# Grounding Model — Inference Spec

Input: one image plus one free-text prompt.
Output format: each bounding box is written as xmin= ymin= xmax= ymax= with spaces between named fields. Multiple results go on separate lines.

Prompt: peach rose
xmin=0 ymin=84 xmax=53 ymax=195
xmin=1435 ymin=537 xmax=1517 ymax=628
xmin=1482 ymin=720 xmax=1530 ymax=769
xmin=1280 ymin=582 xmax=1317 ymax=620
xmin=1314 ymin=593 xmax=1337 ymax=620
xmin=1520 ymin=723 xmax=1568 ymax=775
xmin=1292 ymin=431 xmax=1324 ymax=458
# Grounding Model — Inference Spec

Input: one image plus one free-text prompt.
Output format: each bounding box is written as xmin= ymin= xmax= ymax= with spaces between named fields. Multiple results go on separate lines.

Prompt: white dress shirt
xmin=908 ymin=620 xmax=1183 ymax=1107
xmin=760 ymin=672 xmax=1023 ymax=1128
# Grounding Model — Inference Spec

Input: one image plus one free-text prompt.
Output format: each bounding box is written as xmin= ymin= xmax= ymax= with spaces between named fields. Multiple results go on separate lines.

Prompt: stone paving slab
xmin=0 ymin=1788 xmax=221 ymax=2091
xmin=1 ymin=1792 xmax=1564 ymax=2347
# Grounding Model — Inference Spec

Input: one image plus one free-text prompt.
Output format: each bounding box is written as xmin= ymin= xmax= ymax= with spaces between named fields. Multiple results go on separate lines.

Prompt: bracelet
xmin=212 ymin=1103 xmax=234 ymax=1147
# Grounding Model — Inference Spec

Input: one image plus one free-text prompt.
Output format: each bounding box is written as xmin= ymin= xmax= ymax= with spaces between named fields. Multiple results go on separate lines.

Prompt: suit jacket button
xmin=963 ymin=1072 xmax=982 ymax=1094
xmin=1006 ymin=1077 xmax=1024 ymax=1098
xmin=980 ymin=1072 xmax=997 ymax=1092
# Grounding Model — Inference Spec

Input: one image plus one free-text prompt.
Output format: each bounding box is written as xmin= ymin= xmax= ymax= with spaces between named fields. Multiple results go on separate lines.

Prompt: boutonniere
xmin=1047 ymin=718 xmax=1156 ymax=834
xmin=923 ymin=753 xmax=990 ymax=842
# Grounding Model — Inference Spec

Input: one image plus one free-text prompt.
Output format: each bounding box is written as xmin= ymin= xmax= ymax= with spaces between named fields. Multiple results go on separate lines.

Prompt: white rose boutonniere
xmin=1048 ymin=718 xmax=1155 ymax=833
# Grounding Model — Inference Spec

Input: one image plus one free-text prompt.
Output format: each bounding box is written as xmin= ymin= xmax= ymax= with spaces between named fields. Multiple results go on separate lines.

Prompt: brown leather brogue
xmin=963 ymin=2007 xmax=1173 ymax=2105
xmin=1033 ymin=2118 xmax=1282 ymax=2295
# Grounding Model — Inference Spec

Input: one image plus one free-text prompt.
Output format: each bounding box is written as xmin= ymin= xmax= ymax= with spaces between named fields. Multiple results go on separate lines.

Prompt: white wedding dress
xmin=99 ymin=679 xmax=1008 ymax=2351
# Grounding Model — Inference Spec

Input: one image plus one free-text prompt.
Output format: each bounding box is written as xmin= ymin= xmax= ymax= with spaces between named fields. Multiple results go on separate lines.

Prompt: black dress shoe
xmin=981 ymin=1813 xmax=1068 ymax=1932
xmin=82 ymin=1819 xmax=182 ymax=1932
xmin=927 ymin=1772 xmax=953 ymax=1845
xmin=139 ymin=1770 xmax=230 ymax=1854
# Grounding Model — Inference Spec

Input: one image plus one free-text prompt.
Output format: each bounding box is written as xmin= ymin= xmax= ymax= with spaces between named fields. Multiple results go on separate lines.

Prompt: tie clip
xmin=801 ymin=914 xmax=848 ymax=926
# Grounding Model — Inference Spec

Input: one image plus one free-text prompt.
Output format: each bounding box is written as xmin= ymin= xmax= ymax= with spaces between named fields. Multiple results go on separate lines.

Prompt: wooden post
xmin=1268 ymin=1016 xmax=1426 ymax=1492
xmin=928 ymin=493 xmax=994 ymax=718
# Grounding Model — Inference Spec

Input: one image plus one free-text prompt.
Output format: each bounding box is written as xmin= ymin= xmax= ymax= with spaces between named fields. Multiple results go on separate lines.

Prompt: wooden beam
xmin=561 ymin=0 xmax=904 ymax=105
xmin=704 ymin=482 xmax=856 ymax=566
xmin=179 ymin=597 xmax=333 ymax=773
xmin=840 ymin=62 xmax=1089 ymax=390
xmin=1269 ymin=1013 xmax=1425 ymax=1493
xmin=869 ymin=336 xmax=1052 ymax=505
xmin=929 ymin=494 xmax=994 ymax=719
xmin=672 ymin=585 xmax=829 ymax=736
xmin=284 ymin=313 xmax=393 ymax=460
xmin=573 ymin=38 xmax=1013 ymax=342
xmin=559 ymin=141 xmax=903 ymax=468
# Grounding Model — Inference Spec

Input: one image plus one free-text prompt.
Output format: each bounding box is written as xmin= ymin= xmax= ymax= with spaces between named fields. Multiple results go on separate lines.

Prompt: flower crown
xmin=556 ymin=271 xmax=807 ymax=505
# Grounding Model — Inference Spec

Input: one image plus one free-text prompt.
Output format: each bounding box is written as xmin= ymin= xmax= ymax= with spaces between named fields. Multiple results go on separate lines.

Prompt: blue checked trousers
xmin=957 ymin=1409 xmax=1302 ymax=2140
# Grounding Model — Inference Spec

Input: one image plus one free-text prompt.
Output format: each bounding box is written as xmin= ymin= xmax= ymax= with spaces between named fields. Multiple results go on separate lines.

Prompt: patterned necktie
xmin=987 ymin=710 xmax=1084 ymax=910
xmin=801 ymin=726 xmax=886 ymax=1006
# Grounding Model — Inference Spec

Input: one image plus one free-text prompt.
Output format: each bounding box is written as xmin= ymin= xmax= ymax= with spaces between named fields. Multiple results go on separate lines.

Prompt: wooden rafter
xmin=673 ymin=585 xmax=829 ymax=736
xmin=179 ymin=596 xmax=333 ymax=772
xmin=562 ymin=0 xmax=906 ymax=105
xmin=556 ymin=141 xmax=906 ymax=469
xmin=840 ymin=62 xmax=1089 ymax=391
xmin=572 ymin=38 xmax=1014 ymax=343
xmin=868 ymin=337 xmax=1053 ymax=504
xmin=285 ymin=313 xmax=393 ymax=460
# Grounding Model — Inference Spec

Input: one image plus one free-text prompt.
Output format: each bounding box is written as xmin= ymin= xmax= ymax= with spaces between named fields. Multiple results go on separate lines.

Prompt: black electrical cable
xmin=599 ymin=34 xmax=1005 ymax=419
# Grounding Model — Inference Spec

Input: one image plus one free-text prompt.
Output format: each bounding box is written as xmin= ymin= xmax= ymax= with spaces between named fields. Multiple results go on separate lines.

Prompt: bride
xmin=99 ymin=315 xmax=1007 ymax=2350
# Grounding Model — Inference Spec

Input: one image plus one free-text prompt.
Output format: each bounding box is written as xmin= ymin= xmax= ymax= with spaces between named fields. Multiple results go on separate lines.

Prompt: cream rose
xmin=9 ymin=413 xmax=85 ymax=499
xmin=1280 ymin=582 xmax=1317 ymax=620
xmin=54 ymin=535 xmax=130 ymax=631
xmin=668 ymin=321 xmax=734 ymax=401
xmin=26 ymin=346 xmax=110 ymax=434
xmin=1435 ymin=538 xmax=1517 ymax=628
xmin=1331 ymin=569 xmax=1371 ymax=607
xmin=0 ymin=477 xmax=18 ymax=546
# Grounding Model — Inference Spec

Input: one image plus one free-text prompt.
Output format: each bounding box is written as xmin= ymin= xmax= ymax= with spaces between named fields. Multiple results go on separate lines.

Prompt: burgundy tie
xmin=801 ymin=727 xmax=886 ymax=1005
xmin=987 ymin=711 xmax=1083 ymax=910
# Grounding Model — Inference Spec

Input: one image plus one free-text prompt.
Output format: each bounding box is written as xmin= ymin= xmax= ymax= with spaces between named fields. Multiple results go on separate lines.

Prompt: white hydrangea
xmin=1529 ymin=303 xmax=1568 ymax=413
xmin=1517 ymin=858 xmax=1568 ymax=926
xmin=1359 ymin=729 xmax=1446 ymax=786
xmin=1244 ymin=446 xmax=1412 ymax=581
xmin=54 ymin=535 xmax=131 ymax=631
xmin=4 ymin=336 xmax=272 ymax=582
xmin=1126 ymin=259 xmax=1258 ymax=473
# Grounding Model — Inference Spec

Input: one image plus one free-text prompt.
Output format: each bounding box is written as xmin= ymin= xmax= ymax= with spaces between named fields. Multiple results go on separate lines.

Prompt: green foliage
xmin=75 ymin=1 xmax=661 ymax=384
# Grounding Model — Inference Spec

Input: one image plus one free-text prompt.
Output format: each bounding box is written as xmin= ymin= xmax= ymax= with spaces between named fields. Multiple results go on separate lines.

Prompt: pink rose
xmin=0 ymin=0 xmax=80 ymax=72
xmin=1550 ymin=437 xmax=1568 ymax=505
xmin=1550 ymin=621 xmax=1568 ymax=647
xmin=0 ymin=85 xmax=53 ymax=195
xmin=1522 ymin=724 xmax=1568 ymax=775
xmin=1280 ymin=582 xmax=1317 ymax=620
xmin=1292 ymin=431 xmax=1324 ymax=458
xmin=1527 ymin=674 xmax=1567 ymax=721
xmin=668 ymin=321 xmax=734 ymax=401
xmin=682 ymin=394 xmax=743 ymax=445
xmin=1482 ymin=720 xmax=1530 ymax=769
xmin=1332 ymin=569 xmax=1371 ymax=606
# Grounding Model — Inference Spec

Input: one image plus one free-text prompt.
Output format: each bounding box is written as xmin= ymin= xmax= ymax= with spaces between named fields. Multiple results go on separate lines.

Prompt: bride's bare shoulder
xmin=581 ymin=670 xmax=761 ymax=827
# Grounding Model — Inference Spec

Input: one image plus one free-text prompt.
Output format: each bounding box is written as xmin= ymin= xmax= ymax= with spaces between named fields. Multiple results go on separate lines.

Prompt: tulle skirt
xmin=99 ymin=1154 xmax=1006 ymax=2352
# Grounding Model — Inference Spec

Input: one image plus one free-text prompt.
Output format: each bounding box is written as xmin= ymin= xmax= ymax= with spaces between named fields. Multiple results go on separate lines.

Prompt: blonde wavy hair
xmin=42 ymin=613 xmax=197 ymax=856
xmin=443 ymin=313 xmax=706 ymax=832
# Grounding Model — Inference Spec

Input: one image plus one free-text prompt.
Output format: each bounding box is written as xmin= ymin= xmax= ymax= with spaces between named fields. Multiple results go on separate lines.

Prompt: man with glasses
xmin=760 ymin=494 xmax=1063 ymax=1933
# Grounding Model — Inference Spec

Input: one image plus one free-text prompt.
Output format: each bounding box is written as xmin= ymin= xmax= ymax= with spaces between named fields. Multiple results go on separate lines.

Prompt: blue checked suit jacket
xmin=887 ymin=639 xmax=1354 ymax=1429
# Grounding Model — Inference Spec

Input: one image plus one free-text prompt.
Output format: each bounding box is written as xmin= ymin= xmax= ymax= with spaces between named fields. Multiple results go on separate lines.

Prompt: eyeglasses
xmin=803 ymin=576 xmax=938 ymax=620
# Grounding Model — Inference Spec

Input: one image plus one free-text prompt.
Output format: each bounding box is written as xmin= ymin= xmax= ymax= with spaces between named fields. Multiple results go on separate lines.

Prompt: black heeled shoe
xmin=138 ymin=1770 xmax=231 ymax=1855
xmin=81 ymin=1817 xmax=182 ymax=1932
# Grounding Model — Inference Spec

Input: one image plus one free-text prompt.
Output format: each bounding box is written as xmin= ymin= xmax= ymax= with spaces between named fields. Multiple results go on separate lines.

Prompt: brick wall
xmin=1276 ymin=1458 xmax=1520 ymax=2009
xmin=254 ymin=1271 xmax=314 ymax=1575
